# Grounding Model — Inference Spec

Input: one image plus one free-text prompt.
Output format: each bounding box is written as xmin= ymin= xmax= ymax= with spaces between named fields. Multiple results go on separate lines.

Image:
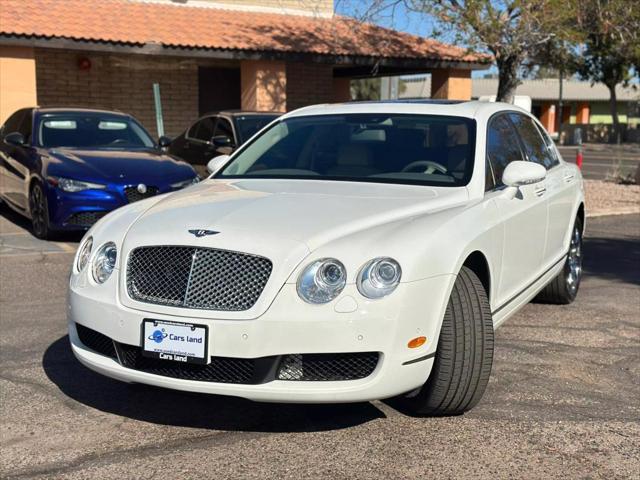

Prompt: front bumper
xmin=68 ymin=277 xmax=454 ymax=403
xmin=47 ymin=186 xmax=125 ymax=230
xmin=47 ymin=184 xmax=173 ymax=230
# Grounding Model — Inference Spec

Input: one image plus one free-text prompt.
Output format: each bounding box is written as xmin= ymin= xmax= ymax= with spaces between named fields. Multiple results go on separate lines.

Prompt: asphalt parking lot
xmin=558 ymin=144 xmax=639 ymax=181
xmin=1 ymin=208 xmax=639 ymax=479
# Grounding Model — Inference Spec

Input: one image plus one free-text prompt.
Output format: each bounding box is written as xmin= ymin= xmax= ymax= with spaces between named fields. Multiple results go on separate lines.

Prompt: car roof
xmin=202 ymin=110 xmax=281 ymax=118
xmin=35 ymin=107 xmax=131 ymax=117
xmin=283 ymin=99 xmax=529 ymax=120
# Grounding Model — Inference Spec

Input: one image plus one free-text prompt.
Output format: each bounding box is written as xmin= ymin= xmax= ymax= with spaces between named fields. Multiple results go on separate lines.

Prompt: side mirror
xmin=158 ymin=136 xmax=172 ymax=148
xmin=212 ymin=135 xmax=233 ymax=148
xmin=207 ymin=154 xmax=230 ymax=175
xmin=4 ymin=132 xmax=26 ymax=147
xmin=502 ymin=161 xmax=546 ymax=188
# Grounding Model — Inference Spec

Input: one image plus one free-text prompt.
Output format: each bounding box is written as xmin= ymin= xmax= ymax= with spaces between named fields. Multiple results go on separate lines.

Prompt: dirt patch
xmin=584 ymin=180 xmax=640 ymax=217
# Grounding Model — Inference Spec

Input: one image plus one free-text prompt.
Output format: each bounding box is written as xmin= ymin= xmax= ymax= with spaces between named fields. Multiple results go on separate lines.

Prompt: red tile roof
xmin=0 ymin=0 xmax=487 ymax=64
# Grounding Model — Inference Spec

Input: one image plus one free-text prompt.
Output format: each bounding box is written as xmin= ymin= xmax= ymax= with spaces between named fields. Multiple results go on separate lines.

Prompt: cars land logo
xmin=149 ymin=329 xmax=168 ymax=343
xmin=188 ymin=229 xmax=219 ymax=238
xmin=137 ymin=183 xmax=147 ymax=194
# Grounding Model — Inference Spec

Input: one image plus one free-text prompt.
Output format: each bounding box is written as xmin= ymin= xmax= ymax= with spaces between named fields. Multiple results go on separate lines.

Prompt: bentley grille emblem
xmin=137 ymin=183 xmax=147 ymax=194
xmin=188 ymin=229 xmax=219 ymax=238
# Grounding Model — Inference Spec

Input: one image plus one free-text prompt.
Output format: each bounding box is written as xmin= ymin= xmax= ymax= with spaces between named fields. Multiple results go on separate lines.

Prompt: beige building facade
xmin=1 ymin=0 xmax=487 ymax=135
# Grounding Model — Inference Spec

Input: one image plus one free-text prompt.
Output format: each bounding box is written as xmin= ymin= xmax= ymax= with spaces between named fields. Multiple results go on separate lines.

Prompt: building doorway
xmin=198 ymin=67 xmax=240 ymax=115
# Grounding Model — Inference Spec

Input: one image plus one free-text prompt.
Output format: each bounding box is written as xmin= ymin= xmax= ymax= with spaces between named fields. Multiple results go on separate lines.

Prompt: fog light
xmin=408 ymin=336 xmax=427 ymax=348
xmin=278 ymin=354 xmax=303 ymax=380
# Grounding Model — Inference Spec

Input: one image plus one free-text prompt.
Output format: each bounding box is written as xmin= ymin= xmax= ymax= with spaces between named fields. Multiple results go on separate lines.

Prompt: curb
xmin=586 ymin=208 xmax=640 ymax=218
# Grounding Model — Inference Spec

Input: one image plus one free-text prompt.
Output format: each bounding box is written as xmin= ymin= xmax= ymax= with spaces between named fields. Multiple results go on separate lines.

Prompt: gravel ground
xmin=584 ymin=180 xmax=639 ymax=216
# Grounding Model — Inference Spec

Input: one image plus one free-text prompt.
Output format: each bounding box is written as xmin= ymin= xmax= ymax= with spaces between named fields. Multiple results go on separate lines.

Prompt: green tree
xmin=405 ymin=0 xmax=580 ymax=103
xmin=346 ymin=0 xmax=580 ymax=102
xmin=575 ymin=0 xmax=640 ymax=142
xmin=351 ymin=78 xmax=382 ymax=100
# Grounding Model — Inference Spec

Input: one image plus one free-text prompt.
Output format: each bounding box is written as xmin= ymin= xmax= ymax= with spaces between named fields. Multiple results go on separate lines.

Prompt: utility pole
xmin=557 ymin=69 xmax=564 ymax=143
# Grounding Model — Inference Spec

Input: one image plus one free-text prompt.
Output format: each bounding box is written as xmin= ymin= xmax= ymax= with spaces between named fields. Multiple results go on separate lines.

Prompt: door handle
xmin=534 ymin=186 xmax=547 ymax=197
xmin=563 ymin=172 xmax=575 ymax=182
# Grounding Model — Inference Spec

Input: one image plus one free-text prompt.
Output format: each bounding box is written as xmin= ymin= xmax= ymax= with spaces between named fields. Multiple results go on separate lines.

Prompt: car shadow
xmin=583 ymin=236 xmax=640 ymax=285
xmin=0 ymin=202 xmax=33 ymax=230
xmin=43 ymin=336 xmax=386 ymax=432
xmin=1 ymin=203 xmax=84 ymax=243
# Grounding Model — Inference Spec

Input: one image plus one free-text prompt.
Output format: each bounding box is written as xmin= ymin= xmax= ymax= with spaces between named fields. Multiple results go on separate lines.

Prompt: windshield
xmin=235 ymin=114 xmax=280 ymax=144
xmin=38 ymin=113 xmax=155 ymax=149
xmin=218 ymin=114 xmax=476 ymax=186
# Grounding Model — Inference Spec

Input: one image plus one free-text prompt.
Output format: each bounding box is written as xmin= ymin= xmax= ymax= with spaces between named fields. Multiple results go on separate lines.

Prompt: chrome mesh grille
xmin=126 ymin=246 xmax=272 ymax=311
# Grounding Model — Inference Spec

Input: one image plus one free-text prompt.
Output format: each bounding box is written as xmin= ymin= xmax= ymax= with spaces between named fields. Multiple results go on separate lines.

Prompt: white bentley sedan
xmin=68 ymin=100 xmax=584 ymax=416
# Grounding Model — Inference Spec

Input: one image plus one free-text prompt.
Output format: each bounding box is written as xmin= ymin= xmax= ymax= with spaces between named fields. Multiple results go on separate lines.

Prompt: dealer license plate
xmin=142 ymin=319 xmax=208 ymax=364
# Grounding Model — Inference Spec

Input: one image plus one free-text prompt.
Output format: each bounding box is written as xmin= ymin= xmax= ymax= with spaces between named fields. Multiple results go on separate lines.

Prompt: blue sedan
xmin=0 ymin=108 xmax=198 ymax=239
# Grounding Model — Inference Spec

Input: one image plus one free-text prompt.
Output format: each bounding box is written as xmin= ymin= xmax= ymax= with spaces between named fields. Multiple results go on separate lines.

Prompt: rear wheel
xmin=399 ymin=267 xmax=494 ymax=416
xmin=29 ymin=183 xmax=51 ymax=240
xmin=535 ymin=218 xmax=583 ymax=304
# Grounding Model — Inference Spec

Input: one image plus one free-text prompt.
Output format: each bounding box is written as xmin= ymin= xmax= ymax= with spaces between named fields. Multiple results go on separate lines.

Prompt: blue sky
xmin=334 ymin=1 xmax=497 ymax=78
xmin=335 ymin=1 xmax=438 ymax=38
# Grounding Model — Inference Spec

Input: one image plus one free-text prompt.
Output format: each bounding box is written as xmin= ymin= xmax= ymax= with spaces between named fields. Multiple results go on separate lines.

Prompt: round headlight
xmin=357 ymin=257 xmax=402 ymax=299
xmin=297 ymin=258 xmax=346 ymax=304
xmin=76 ymin=236 xmax=93 ymax=272
xmin=92 ymin=242 xmax=117 ymax=284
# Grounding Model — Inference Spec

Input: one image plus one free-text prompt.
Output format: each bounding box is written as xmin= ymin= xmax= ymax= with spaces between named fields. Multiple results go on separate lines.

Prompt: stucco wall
xmin=0 ymin=46 xmax=37 ymax=125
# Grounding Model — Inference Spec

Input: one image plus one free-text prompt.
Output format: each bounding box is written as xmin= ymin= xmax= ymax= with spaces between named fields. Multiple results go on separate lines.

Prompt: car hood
xmin=125 ymin=178 xmax=469 ymax=251
xmin=47 ymin=147 xmax=194 ymax=183
xmin=119 ymin=178 xmax=469 ymax=319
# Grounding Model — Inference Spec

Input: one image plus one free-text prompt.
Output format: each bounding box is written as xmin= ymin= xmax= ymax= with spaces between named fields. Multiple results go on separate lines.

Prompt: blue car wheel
xmin=29 ymin=182 xmax=51 ymax=240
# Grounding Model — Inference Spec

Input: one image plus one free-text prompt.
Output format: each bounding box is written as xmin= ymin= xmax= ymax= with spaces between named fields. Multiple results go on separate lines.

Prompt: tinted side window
xmin=535 ymin=122 xmax=560 ymax=168
xmin=509 ymin=113 xmax=558 ymax=170
xmin=214 ymin=117 xmax=235 ymax=145
xmin=2 ymin=110 xmax=26 ymax=138
xmin=486 ymin=114 xmax=525 ymax=187
xmin=190 ymin=117 xmax=215 ymax=142
xmin=186 ymin=120 xmax=199 ymax=138
xmin=18 ymin=111 xmax=33 ymax=143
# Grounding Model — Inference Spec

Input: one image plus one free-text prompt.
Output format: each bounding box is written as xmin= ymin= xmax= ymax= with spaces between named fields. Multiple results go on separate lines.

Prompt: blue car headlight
xmin=49 ymin=176 xmax=106 ymax=193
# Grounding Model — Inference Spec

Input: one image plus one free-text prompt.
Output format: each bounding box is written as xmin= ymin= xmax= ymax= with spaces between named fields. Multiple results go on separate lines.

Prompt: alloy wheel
xmin=566 ymin=225 xmax=583 ymax=295
xmin=30 ymin=184 xmax=48 ymax=238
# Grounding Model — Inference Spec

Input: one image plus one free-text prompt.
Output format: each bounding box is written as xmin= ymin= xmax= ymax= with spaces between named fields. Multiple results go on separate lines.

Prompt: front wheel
xmin=29 ymin=183 xmax=51 ymax=240
xmin=398 ymin=266 xmax=494 ymax=416
xmin=534 ymin=217 xmax=583 ymax=304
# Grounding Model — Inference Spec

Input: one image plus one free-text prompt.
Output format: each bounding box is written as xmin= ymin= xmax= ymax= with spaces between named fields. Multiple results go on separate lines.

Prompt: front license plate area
xmin=142 ymin=319 xmax=208 ymax=365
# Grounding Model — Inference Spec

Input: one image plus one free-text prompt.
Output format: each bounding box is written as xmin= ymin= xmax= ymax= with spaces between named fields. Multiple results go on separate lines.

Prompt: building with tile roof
xmin=0 ymin=0 xmax=489 ymax=135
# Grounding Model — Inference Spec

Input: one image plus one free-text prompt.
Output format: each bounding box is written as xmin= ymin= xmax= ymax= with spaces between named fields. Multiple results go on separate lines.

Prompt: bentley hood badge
xmin=188 ymin=229 xmax=219 ymax=238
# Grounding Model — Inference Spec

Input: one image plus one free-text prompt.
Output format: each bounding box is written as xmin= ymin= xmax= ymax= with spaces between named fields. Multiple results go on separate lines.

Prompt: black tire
xmin=29 ymin=182 xmax=51 ymax=240
xmin=534 ymin=217 xmax=583 ymax=305
xmin=400 ymin=266 xmax=494 ymax=416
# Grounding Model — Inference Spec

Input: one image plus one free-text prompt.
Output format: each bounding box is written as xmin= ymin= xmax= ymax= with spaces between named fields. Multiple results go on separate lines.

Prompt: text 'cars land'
xmin=68 ymin=100 xmax=584 ymax=416
xmin=0 ymin=108 xmax=199 ymax=239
